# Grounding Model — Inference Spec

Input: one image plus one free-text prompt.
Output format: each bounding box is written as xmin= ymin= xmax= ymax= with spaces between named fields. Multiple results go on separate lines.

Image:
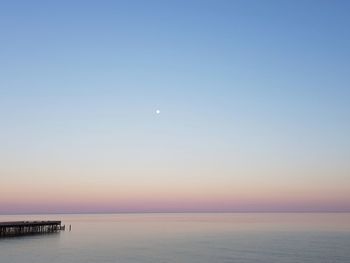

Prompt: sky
xmin=0 ymin=0 xmax=350 ymax=214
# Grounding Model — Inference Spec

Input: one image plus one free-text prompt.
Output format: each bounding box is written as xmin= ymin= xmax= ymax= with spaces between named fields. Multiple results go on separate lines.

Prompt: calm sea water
xmin=1 ymin=213 xmax=350 ymax=263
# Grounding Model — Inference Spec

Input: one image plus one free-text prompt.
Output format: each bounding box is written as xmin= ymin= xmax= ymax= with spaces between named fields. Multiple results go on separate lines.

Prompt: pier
xmin=0 ymin=221 xmax=65 ymax=237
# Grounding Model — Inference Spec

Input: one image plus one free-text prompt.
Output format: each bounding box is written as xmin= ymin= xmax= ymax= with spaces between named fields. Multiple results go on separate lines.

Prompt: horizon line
xmin=1 ymin=210 xmax=350 ymax=216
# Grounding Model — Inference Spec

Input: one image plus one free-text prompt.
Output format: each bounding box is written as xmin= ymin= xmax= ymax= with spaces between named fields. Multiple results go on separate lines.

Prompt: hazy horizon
xmin=1 ymin=211 xmax=350 ymax=216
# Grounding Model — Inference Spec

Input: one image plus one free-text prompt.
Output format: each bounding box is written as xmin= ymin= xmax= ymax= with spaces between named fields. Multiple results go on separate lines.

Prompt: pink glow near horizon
xmin=2 ymin=190 xmax=349 ymax=214
xmin=1 ymin=169 xmax=350 ymax=213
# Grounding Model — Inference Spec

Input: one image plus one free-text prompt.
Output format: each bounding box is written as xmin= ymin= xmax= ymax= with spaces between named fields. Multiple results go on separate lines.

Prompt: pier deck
xmin=0 ymin=221 xmax=65 ymax=237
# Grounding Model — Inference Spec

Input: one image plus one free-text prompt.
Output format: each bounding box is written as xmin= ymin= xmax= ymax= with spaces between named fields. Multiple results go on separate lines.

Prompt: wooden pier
xmin=0 ymin=221 xmax=65 ymax=237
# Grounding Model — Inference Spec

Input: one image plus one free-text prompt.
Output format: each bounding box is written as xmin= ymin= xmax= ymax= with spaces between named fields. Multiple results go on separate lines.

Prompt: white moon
xmin=156 ymin=109 xmax=160 ymax=114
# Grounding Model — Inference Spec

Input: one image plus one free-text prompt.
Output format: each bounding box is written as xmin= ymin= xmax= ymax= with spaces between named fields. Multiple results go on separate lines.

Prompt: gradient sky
xmin=1 ymin=0 xmax=350 ymax=213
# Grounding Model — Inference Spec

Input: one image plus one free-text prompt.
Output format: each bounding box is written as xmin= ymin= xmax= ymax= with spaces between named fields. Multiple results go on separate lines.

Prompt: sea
xmin=1 ymin=213 xmax=350 ymax=263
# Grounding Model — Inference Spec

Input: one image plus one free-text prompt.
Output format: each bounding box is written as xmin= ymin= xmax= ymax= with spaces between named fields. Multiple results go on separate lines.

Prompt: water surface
xmin=1 ymin=213 xmax=349 ymax=263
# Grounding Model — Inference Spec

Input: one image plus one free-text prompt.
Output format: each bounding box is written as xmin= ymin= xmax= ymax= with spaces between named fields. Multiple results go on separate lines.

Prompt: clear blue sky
xmin=0 ymin=0 xmax=350 ymax=213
